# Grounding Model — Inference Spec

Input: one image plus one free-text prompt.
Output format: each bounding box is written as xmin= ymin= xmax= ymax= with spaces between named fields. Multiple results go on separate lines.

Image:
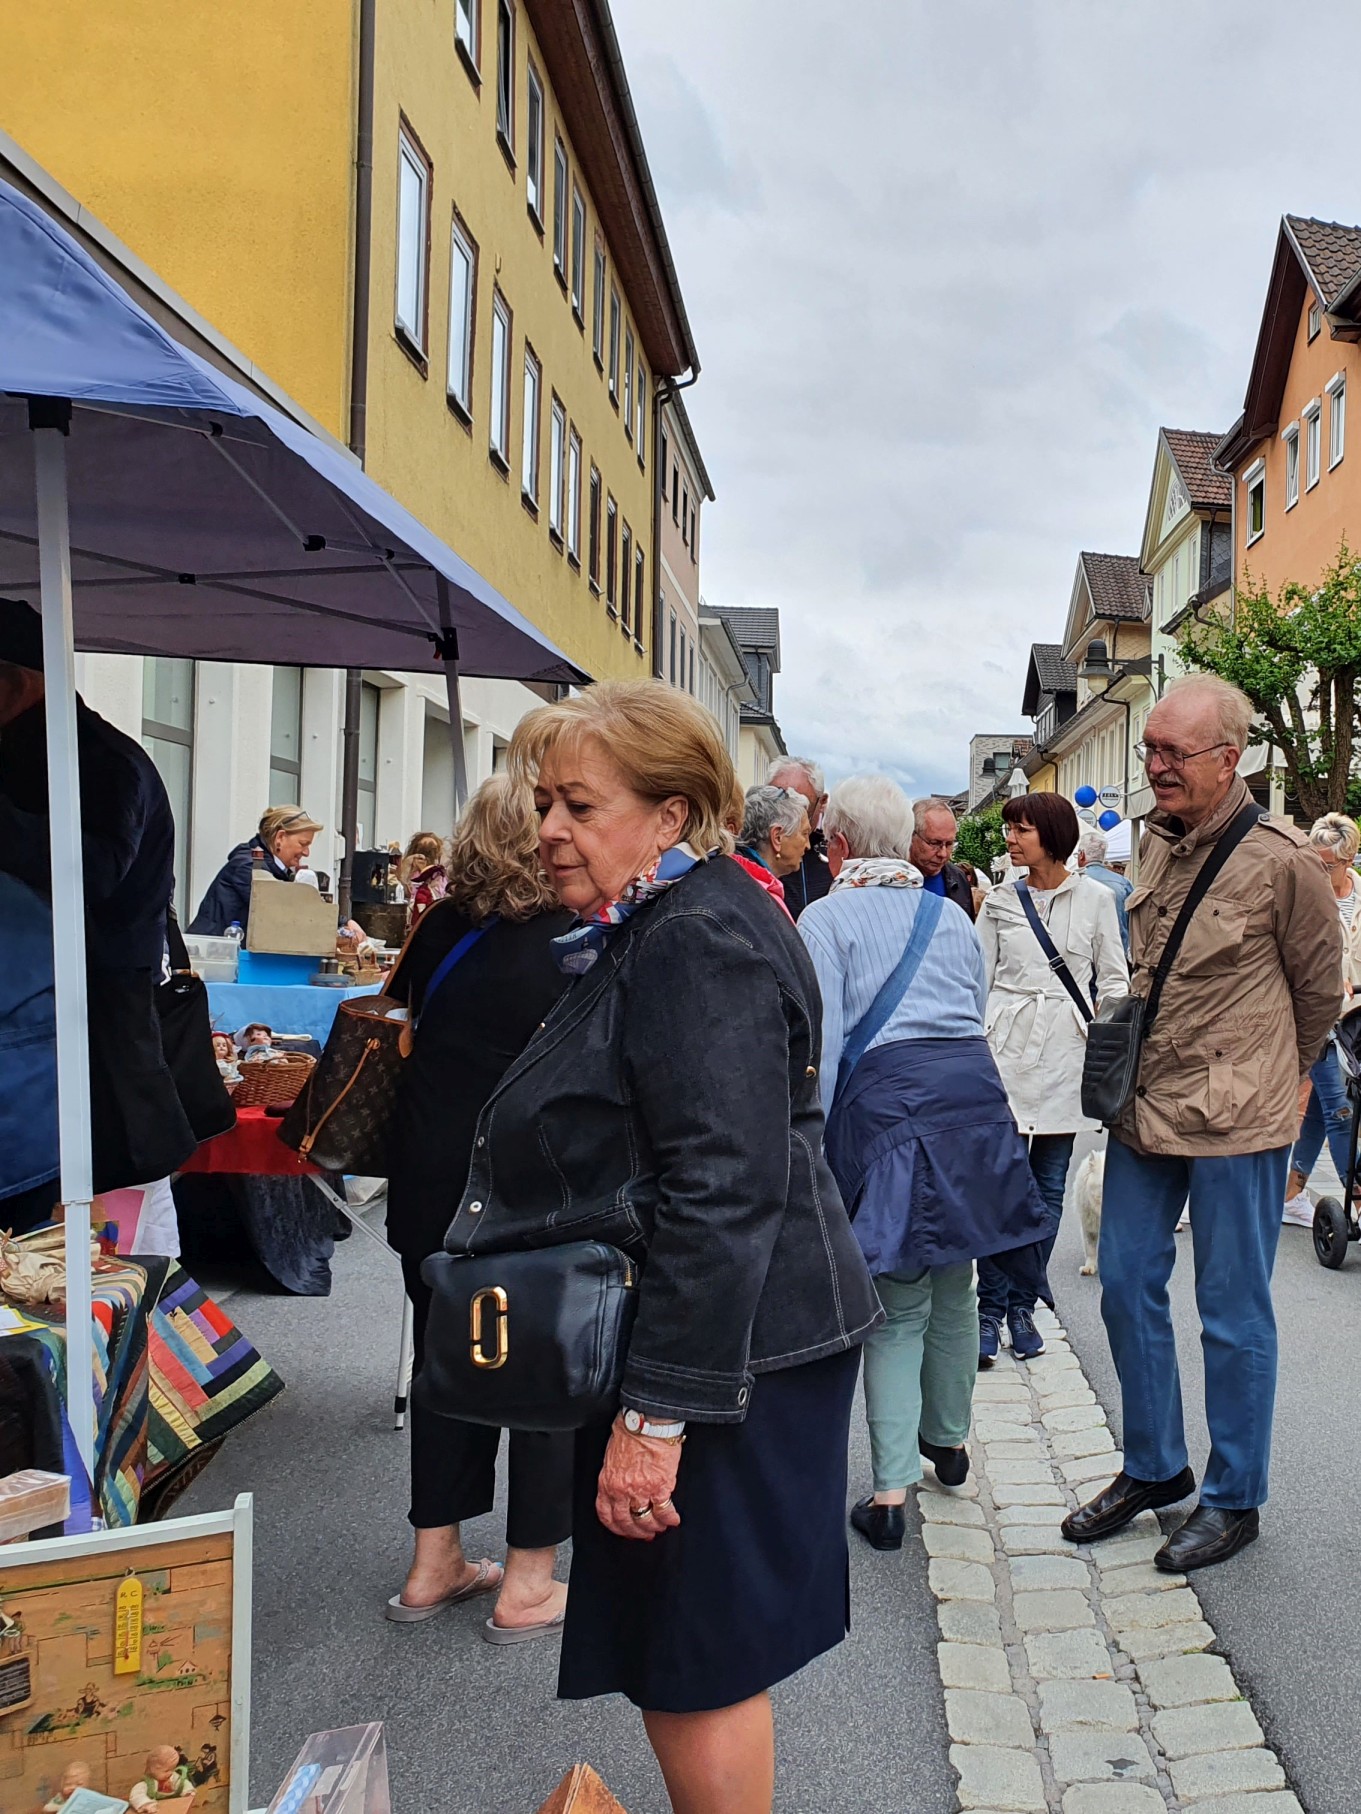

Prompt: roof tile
xmin=1161 ymin=428 xmax=1232 ymax=510
xmin=1285 ymin=215 xmax=1361 ymax=308
xmin=1079 ymin=552 xmax=1148 ymax=622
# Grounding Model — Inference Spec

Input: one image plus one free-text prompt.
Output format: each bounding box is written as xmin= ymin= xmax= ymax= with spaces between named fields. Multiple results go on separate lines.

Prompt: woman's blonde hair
xmin=1309 ymin=811 xmax=1361 ymax=865
xmin=507 ymin=680 xmax=736 ymax=856
xmin=258 ymin=804 xmax=323 ymax=851
xmin=444 ymin=775 xmax=558 ymax=923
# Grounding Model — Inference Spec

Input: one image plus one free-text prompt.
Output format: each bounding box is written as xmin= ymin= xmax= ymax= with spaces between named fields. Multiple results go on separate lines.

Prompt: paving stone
xmin=1052 ymin=1428 xmax=1117 ymax=1460
xmin=1038 ymin=1381 xmax=1098 ymax=1410
xmin=1012 ymin=1589 xmax=1097 ymax=1634
xmin=998 ymin=1500 xmax=1067 ymax=1527
xmin=929 ymin=1558 xmax=996 ymax=1602
xmin=1025 ymin=1627 xmax=1116 ymax=1680
xmin=1181 ymin=1795 xmax=1303 ymax=1814
xmin=988 ymin=1457 xmax=1056 ymax=1484
xmin=973 ymin=1391 xmax=1031 ymax=1415
xmin=919 ymin=1471 xmax=981 ymax=1500
xmin=973 ymin=1379 xmax=1031 ymax=1403
xmin=1089 ymin=1513 xmax=1160 ymax=1554
xmin=919 ymin=1492 xmax=987 ymax=1526
xmin=1061 ymin=1453 xmax=1124 ymax=1487
xmin=945 ymin=1687 xmax=1036 ymax=1748
xmin=993 ymin=1482 xmax=1066 ymax=1507
xmin=1105 ymin=1586 xmax=1201 ymax=1631
xmin=938 ymin=1641 xmax=1012 ymax=1694
xmin=1002 ymin=1525 xmax=1078 ymax=1555
xmin=976 ymin=1421 xmax=1041 ymax=1445
xmin=1097 ymin=1562 xmax=1186 ymax=1595
xmin=1136 ymin=1651 xmax=1239 ymax=1709
xmin=1048 ymin=1730 xmax=1156 ymax=1785
xmin=1169 ymin=1749 xmax=1286 ymax=1801
xmin=950 ymin=1743 xmax=1046 ymax=1812
xmin=1061 ymin=1787 xmax=1167 ymax=1814
xmin=1007 ymin=1553 xmax=1090 ymax=1592
xmin=938 ymin=1600 xmax=1004 ymax=1646
xmin=923 ymin=1521 xmax=996 ymax=1564
xmin=1116 ymin=1620 xmax=1217 ymax=1662
xmin=1027 ymin=1350 xmax=1082 ymax=1374
xmin=1151 ymin=1698 xmax=1264 ymax=1759
xmin=1093 ymin=1543 xmax=1163 ymax=1577
xmin=985 ymin=1438 xmax=1047 ymax=1459
xmin=1038 ymin=1679 xmax=1138 ymax=1732
xmin=1043 ymin=1404 xmax=1109 ymax=1434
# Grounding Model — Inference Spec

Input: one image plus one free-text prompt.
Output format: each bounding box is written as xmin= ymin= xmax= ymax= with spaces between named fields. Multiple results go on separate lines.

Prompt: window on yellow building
xmin=1283 ymin=424 xmax=1299 ymax=509
xmin=571 ymin=188 xmax=586 ymax=321
xmin=496 ymin=0 xmax=514 ymax=154
xmin=1244 ymin=458 xmax=1265 ymax=545
xmin=490 ymin=289 xmax=511 ymax=467
xmin=635 ymin=545 xmax=646 ymax=645
xmin=1304 ymin=400 xmax=1322 ymax=489
xmin=623 ymin=330 xmax=634 ymax=439
xmin=1328 ymin=373 xmax=1346 ymax=468
xmin=567 ymin=428 xmax=582 ymax=565
xmin=526 ymin=64 xmax=545 ymax=222
xmin=635 ymin=364 xmax=646 ymax=464
xmin=609 ymin=287 xmax=621 ymax=403
xmin=1309 ymin=301 xmax=1322 ymax=342
xmin=672 ymin=464 xmax=680 ymax=523
xmin=396 ymin=124 xmax=431 ymax=354
xmin=606 ymin=494 xmax=618 ymax=610
xmin=455 ymin=0 xmax=479 ymax=70
xmin=588 ymin=464 xmax=602 ymax=590
xmin=553 ymin=139 xmax=569 ymax=277
xmin=620 ymin=522 xmax=633 ymax=631
xmin=522 ymin=346 xmax=542 ymax=505
xmin=447 ymin=213 xmax=477 ymax=418
xmin=549 ymin=396 xmax=566 ymax=541
xmin=593 ymin=242 xmax=606 ymax=367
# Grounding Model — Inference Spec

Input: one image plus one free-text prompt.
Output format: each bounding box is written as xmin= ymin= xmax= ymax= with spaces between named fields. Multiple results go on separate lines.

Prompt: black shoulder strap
xmin=165 ymin=903 xmax=192 ymax=974
xmin=1144 ymin=803 xmax=1263 ymax=1029
xmin=1014 ymin=881 xmax=1093 ymax=1023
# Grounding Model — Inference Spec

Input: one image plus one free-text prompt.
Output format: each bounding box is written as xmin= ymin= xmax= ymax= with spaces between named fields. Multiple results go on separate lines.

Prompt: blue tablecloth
xmin=204 ymin=980 xmax=381 ymax=1045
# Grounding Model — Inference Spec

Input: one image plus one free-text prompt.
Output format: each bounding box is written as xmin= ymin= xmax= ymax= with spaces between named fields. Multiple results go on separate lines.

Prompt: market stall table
xmin=205 ymin=980 xmax=381 ymax=1047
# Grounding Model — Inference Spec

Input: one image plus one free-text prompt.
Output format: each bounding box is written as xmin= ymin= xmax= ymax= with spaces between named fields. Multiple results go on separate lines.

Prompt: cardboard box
xmin=0 ymin=1469 xmax=70 ymax=1543
xmin=246 ymin=875 xmax=336 ymax=958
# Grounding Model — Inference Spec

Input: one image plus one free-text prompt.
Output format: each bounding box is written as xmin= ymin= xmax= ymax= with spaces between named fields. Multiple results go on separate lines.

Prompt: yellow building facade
xmin=0 ymin=0 xmax=697 ymax=685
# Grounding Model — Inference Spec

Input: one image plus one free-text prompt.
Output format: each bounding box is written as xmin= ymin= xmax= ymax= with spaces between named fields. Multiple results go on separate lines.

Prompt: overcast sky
xmin=611 ymin=0 xmax=1361 ymax=798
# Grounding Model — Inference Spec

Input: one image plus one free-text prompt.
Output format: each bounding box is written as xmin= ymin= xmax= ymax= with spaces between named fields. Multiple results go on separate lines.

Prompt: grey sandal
xmin=385 ymin=1557 xmax=502 ymax=1623
xmin=481 ymin=1608 xmax=566 ymax=1645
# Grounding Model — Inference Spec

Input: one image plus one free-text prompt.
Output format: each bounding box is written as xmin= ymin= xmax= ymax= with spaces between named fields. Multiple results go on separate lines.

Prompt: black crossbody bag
xmin=1080 ymin=803 xmax=1262 ymax=1126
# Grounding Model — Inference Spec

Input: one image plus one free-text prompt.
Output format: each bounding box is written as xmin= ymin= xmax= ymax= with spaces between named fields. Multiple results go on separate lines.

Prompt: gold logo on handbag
xmin=469 ymin=1285 xmax=509 ymax=1369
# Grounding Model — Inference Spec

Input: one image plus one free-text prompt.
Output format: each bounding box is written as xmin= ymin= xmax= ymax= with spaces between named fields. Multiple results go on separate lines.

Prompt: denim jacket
xmin=442 ymin=856 xmax=883 ymax=1422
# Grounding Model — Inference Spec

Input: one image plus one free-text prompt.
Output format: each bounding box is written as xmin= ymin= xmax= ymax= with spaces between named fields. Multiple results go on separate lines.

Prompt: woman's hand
xmin=596 ymin=1420 xmax=683 ymax=1541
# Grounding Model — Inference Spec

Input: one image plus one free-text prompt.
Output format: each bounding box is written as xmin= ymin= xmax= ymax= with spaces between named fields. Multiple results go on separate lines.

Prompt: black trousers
xmin=401 ymin=1254 xmax=574 ymax=1550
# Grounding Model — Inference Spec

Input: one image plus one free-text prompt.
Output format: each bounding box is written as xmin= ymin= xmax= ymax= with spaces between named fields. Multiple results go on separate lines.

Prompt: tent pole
xmin=435 ymin=576 xmax=469 ymax=815
xmin=337 ymin=669 xmax=362 ymax=921
xmin=33 ymin=411 xmax=96 ymax=1480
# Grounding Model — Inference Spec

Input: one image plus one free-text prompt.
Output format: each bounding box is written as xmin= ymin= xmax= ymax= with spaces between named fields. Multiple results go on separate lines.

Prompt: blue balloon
xmin=1098 ymin=809 xmax=1121 ymax=831
xmin=1074 ymin=785 xmax=1098 ymax=808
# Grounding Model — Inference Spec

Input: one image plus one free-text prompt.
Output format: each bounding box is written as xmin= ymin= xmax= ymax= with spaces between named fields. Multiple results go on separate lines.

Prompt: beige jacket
xmin=1114 ymin=775 xmax=1343 ymax=1157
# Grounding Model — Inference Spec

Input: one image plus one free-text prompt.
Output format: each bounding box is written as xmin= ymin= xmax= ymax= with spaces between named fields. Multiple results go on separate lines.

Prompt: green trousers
xmin=862 ymin=1262 xmax=979 ymax=1493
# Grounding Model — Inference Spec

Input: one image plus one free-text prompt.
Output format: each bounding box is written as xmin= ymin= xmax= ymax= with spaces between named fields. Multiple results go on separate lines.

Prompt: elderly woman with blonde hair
xmin=1284 ymin=810 xmax=1361 ymax=1224
xmin=429 ymin=681 xmax=880 ymax=1813
xmin=384 ymin=775 xmax=577 ymax=1641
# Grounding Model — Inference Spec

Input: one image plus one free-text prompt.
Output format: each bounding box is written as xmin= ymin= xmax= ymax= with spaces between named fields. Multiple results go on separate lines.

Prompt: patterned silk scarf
xmin=552 ymin=843 xmax=706 ymax=975
xmin=829 ymin=856 xmax=925 ymax=893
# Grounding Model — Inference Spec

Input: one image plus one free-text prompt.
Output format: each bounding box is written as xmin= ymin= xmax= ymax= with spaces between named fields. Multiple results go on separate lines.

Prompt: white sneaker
xmin=1282 ymin=1191 xmax=1315 ymax=1228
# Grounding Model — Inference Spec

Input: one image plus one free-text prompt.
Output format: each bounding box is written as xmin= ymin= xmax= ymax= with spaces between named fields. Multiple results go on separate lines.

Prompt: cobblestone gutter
xmin=920 ymin=1305 xmax=1302 ymax=1814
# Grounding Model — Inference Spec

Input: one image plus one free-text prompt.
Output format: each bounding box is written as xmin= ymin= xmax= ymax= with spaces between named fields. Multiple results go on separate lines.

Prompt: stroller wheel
xmin=1313 ymin=1196 xmax=1350 ymax=1270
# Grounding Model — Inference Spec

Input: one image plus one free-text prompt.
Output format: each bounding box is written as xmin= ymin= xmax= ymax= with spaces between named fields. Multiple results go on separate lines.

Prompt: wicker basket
xmin=230 ymin=1053 xmax=316 ymax=1110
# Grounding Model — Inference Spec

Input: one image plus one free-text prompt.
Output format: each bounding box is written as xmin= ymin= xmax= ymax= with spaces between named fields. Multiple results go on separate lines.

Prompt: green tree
xmin=954 ymin=801 xmax=1008 ymax=874
xmin=1179 ymin=538 xmax=1361 ymax=821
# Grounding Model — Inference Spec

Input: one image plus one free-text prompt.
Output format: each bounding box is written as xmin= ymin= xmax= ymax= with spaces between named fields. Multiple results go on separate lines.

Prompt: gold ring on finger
xmin=654 ymin=1497 xmax=674 ymax=1512
xmin=629 ymin=1502 xmax=654 ymax=1520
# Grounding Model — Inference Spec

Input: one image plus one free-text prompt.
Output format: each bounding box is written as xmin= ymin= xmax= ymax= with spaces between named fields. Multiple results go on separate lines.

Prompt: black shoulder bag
xmin=155 ymin=907 xmax=237 ymax=1142
xmin=1080 ymin=803 xmax=1262 ymax=1125
xmin=1014 ymin=881 xmax=1094 ymax=1023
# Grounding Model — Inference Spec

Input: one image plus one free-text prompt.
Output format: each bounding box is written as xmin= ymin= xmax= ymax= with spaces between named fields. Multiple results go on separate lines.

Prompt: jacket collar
xmin=1145 ymin=773 xmax=1250 ymax=858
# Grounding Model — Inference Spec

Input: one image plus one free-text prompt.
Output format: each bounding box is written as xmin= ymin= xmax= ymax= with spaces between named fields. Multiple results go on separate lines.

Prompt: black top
xmin=189 ymin=838 xmax=292 ymax=938
xmin=0 ymin=696 xmax=176 ymax=969
xmin=384 ymin=900 xmax=575 ymax=1262
xmin=782 ymin=833 xmax=833 ymax=919
xmin=941 ymin=862 xmax=977 ymax=922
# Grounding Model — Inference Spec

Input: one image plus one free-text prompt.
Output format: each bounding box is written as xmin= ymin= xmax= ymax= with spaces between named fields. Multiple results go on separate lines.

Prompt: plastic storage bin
xmin=182 ymin=933 xmax=239 ymax=983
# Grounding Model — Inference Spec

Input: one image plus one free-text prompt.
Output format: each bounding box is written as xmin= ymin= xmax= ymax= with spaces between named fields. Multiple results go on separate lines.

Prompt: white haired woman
xmin=738 ymin=784 xmax=811 ymax=903
xmin=1284 ymin=811 xmax=1361 ymax=1224
xmin=798 ymin=775 xmax=1052 ymax=1552
xmin=189 ymin=803 xmax=324 ymax=936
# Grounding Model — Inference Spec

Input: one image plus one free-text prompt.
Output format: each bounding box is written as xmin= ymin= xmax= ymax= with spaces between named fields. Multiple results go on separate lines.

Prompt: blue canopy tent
xmin=0 ymin=176 xmax=586 ymax=1476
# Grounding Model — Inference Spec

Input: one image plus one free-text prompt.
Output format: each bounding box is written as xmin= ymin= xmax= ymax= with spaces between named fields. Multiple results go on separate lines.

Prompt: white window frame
xmin=552 ymin=138 xmax=569 ymax=275
xmin=623 ymin=328 xmax=634 ymax=437
xmin=570 ymin=187 xmax=586 ymax=319
xmin=489 ymin=289 xmax=511 ymax=465
xmin=1244 ymin=457 xmax=1266 ymax=546
xmin=592 ymin=244 xmax=606 ymax=366
xmin=620 ymin=521 xmax=633 ymax=632
xmin=1309 ymin=301 xmax=1322 ymax=342
xmin=548 ymin=396 xmax=566 ymax=538
xmin=446 ymin=213 xmax=477 ymax=416
xmin=395 ymin=127 xmax=429 ymax=351
xmin=455 ymin=0 xmax=479 ymax=68
xmin=1282 ymin=423 xmax=1300 ymax=509
xmin=635 ymin=363 xmax=646 ymax=462
xmin=495 ymin=0 xmax=514 ymax=150
xmin=521 ymin=345 xmax=541 ymax=504
xmin=608 ymin=286 xmax=621 ymax=400
xmin=566 ymin=426 xmax=582 ymax=563
xmin=526 ymin=64 xmax=545 ymax=221
xmin=1303 ymin=399 xmax=1322 ymax=490
xmin=1327 ymin=372 xmax=1346 ymax=469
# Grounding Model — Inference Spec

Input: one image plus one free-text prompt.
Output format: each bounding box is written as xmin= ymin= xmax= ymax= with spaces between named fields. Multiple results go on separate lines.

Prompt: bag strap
xmin=1143 ymin=803 xmax=1262 ymax=1030
xmin=834 ymin=888 xmax=944 ymax=1102
xmin=1014 ymin=882 xmax=1093 ymax=1024
xmin=165 ymin=904 xmax=192 ymax=976
xmin=415 ymin=915 xmax=498 ymax=1028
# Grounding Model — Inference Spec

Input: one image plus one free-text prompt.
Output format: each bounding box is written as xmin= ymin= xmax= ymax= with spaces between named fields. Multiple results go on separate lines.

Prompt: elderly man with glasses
xmin=1062 ymin=676 xmax=1340 ymax=1572
xmin=910 ymin=797 xmax=977 ymax=922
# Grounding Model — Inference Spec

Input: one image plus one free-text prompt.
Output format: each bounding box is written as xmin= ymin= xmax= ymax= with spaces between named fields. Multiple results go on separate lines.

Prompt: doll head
xmin=146 ymin=1745 xmax=182 ymax=1783
xmin=58 ymin=1762 xmax=91 ymax=1796
xmin=210 ymin=1033 xmax=235 ymax=1063
xmin=242 ymin=1024 xmax=272 ymax=1048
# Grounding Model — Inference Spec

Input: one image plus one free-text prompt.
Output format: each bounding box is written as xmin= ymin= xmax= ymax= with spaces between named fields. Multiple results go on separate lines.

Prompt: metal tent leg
xmin=394 ymin=1294 xmax=415 ymax=1432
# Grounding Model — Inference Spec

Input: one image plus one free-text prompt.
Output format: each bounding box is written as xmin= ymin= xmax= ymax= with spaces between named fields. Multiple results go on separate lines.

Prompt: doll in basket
xmin=238 ymin=1023 xmax=277 ymax=1062
xmin=210 ymin=1032 xmax=242 ymax=1087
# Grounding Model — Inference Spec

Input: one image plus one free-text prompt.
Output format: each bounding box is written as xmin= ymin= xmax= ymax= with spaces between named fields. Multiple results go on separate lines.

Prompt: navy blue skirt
xmin=558 ymin=1345 xmax=860 ymax=1713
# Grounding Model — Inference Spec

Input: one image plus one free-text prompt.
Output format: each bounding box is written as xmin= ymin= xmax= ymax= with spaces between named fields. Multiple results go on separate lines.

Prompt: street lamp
xmin=1078 ymin=639 xmax=1165 ymax=698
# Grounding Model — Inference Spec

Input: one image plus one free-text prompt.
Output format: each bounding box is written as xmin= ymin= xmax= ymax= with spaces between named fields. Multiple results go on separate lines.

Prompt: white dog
xmin=1074 ymin=1149 xmax=1104 ymax=1277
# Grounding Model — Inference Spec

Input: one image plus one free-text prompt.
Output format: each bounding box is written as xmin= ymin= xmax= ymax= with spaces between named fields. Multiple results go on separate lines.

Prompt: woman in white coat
xmin=977 ymin=793 xmax=1128 ymax=1364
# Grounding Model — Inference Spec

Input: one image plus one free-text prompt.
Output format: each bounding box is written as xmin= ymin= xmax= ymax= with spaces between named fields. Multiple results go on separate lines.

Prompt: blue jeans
xmin=977 ymin=1132 xmax=1075 ymax=1322
xmin=1099 ymin=1136 xmax=1289 ymax=1510
xmin=1291 ymin=1041 xmax=1352 ymax=1183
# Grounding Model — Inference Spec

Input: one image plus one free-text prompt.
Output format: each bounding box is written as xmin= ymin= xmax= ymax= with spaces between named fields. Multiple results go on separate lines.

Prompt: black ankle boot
xmin=850 ymin=1495 xmax=905 ymax=1551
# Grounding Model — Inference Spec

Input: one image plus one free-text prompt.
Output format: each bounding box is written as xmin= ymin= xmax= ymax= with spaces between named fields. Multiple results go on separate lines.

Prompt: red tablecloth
xmin=178 ymin=1105 xmax=319 ymax=1176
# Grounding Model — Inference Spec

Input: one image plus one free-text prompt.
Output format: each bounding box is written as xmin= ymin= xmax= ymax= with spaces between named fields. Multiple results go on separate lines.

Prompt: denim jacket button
xmin=737 ymin=1385 xmax=749 ymax=1406
xmin=805 ymin=1065 xmax=817 ymax=1079
xmin=469 ymin=1201 xmax=483 ymax=1214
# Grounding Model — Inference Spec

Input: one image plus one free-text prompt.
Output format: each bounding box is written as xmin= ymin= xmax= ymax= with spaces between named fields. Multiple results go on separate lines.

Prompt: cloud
xmin=611 ymin=0 xmax=1361 ymax=794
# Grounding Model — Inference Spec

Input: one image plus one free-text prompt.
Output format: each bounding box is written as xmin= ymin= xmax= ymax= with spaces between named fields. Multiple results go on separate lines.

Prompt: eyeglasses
xmin=914 ymin=837 xmax=954 ymax=853
xmin=1134 ymin=740 xmax=1230 ymax=772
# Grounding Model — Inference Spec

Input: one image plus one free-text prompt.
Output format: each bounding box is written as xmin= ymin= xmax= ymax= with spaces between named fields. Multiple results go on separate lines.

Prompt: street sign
xmin=1097 ymin=785 xmax=1122 ymax=808
xmin=1076 ymin=807 xmax=1098 ymax=825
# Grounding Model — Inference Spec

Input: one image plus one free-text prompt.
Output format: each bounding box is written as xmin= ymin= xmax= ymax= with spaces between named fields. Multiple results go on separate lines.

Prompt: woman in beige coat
xmin=977 ymin=794 xmax=1128 ymax=1362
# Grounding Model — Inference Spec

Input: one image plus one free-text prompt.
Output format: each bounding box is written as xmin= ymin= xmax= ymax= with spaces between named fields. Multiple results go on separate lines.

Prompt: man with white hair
xmin=911 ymin=798 xmax=976 ymax=921
xmin=1076 ymin=827 xmax=1133 ymax=950
xmin=768 ymin=756 xmax=832 ymax=917
xmin=1063 ymin=675 xmax=1341 ymax=1574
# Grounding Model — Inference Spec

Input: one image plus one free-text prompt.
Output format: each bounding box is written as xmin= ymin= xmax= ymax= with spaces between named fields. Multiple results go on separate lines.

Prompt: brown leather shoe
xmin=1060 ymin=1467 xmax=1196 ymax=1543
xmin=1155 ymin=1504 xmax=1259 ymax=1572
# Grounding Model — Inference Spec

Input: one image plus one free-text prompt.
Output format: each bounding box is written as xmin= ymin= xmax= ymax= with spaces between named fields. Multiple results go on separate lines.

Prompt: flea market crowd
xmin=1 ymin=591 xmax=1354 ymax=1813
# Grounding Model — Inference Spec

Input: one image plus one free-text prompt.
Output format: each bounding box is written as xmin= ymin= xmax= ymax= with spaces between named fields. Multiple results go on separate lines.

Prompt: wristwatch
xmin=621 ymin=1408 xmax=686 ymax=1441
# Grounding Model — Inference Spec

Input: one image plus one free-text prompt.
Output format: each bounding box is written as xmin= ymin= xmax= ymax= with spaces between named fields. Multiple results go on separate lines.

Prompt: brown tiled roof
xmin=1031 ymin=643 xmax=1077 ymax=695
xmin=1161 ymin=428 xmax=1231 ymax=510
xmin=1079 ymin=552 xmax=1147 ymax=622
xmin=1285 ymin=216 xmax=1361 ymax=307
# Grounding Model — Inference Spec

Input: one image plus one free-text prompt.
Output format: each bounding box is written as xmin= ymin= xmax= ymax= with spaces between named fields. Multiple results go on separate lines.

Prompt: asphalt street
xmin=182 ymin=1221 xmax=955 ymax=1814
xmin=1052 ymin=1137 xmax=1355 ymax=1814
